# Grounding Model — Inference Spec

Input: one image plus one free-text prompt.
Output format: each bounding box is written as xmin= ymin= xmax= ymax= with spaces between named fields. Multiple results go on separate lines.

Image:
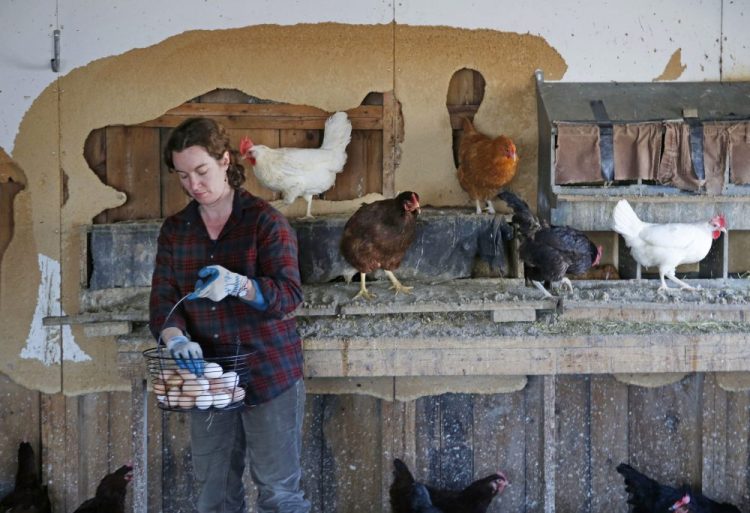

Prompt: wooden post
xmin=381 ymin=91 xmax=398 ymax=198
xmin=543 ymin=375 xmax=556 ymax=513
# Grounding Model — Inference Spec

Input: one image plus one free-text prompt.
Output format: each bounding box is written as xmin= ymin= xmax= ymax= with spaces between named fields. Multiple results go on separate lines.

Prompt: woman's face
xmin=171 ymin=146 xmax=230 ymax=205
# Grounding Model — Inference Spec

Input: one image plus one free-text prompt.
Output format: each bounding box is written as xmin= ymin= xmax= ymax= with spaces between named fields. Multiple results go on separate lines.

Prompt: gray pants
xmin=190 ymin=379 xmax=311 ymax=513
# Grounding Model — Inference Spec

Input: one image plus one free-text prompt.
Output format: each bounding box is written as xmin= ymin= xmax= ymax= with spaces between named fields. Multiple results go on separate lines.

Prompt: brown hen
xmin=458 ymin=117 xmax=519 ymax=214
xmin=340 ymin=191 xmax=421 ymax=300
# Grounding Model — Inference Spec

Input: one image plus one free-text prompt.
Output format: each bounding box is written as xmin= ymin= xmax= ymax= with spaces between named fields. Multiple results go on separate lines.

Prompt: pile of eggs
xmin=152 ymin=362 xmax=245 ymax=409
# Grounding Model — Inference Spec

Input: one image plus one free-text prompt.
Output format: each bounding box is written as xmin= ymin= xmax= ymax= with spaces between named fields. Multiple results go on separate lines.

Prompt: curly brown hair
xmin=163 ymin=117 xmax=246 ymax=189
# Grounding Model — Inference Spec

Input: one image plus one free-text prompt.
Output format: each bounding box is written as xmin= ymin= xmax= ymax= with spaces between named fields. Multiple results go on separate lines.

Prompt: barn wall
xmin=2 ymin=373 xmax=748 ymax=513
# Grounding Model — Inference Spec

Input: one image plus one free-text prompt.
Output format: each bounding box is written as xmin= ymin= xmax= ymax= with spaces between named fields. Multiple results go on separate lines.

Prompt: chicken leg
xmin=561 ymin=277 xmax=574 ymax=293
xmin=531 ymin=280 xmax=554 ymax=298
xmin=384 ymin=270 xmax=413 ymax=295
xmin=658 ymin=270 xmax=697 ymax=292
xmin=302 ymin=194 xmax=314 ymax=219
xmin=353 ymin=272 xmax=377 ymax=301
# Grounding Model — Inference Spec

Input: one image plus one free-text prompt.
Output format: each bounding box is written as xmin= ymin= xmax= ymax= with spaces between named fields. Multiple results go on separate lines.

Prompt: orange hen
xmin=457 ymin=117 xmax=519 ymax=214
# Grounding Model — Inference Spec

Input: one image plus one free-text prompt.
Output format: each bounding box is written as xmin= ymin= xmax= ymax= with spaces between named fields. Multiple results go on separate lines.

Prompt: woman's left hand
xmin=188 ymin=265 xmax=250 ymax=302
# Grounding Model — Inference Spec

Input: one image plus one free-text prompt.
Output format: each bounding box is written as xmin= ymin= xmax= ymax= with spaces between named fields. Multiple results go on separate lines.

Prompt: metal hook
xmin=51 ymin=29 xmax=60 ymax=73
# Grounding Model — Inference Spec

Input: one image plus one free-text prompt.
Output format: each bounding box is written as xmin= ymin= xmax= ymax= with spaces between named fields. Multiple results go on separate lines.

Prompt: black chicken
xmin=0 ymin=442 xmax=51 ymax=513
xmin=409 ymin=483 xmax=443 ymax=513
xmin=498 ymin=191 xmax=601 ymax=297
xmin=73 ymin=464 xmax=133 ymax=513
xmin=390 ymin=458 xmax=507 ymax=513
xmin=616 ymin=463 xmax=741 ymax=513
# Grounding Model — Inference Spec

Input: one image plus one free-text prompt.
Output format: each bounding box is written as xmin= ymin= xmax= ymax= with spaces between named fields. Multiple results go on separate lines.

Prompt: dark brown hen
xmin=0 ymin=442 xmax=51 ymax=513
xmin=73 ymin=464 xmax=133 ymax=513
xmin=390 ymin=458 xmax=507 ymax=513
xmin=340 ymin=191 xmax=420 ymax=300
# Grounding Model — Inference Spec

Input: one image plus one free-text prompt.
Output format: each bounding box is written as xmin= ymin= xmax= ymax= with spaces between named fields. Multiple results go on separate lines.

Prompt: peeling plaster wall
xmin=1 ymin=1 xmax=749 ymax=393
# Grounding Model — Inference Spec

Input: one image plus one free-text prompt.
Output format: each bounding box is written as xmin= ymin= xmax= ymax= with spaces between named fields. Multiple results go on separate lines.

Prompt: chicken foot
xmin=531 ymin=280 xmax=554 ymax=298
xmin=352 ymin=273 xmax=377 ymax=300
xmin=560 ymin=277 xmax=574 ymax=293
xmin=384 ymin=270 xmax=413 ymax=295
xmin=658 ymin=271 xmax=697 ymax=292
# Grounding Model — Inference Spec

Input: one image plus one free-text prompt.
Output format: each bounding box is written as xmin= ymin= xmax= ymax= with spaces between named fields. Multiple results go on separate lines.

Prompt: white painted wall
xmin=0 ymin=0 xmax=747 ymax=153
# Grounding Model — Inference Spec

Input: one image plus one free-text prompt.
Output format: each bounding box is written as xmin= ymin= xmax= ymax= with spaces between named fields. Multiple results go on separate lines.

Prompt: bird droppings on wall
xmin=653 ymin=48 xmax=687 ymax=81
xmin=21 ymin=254 xmax=90 ymax=366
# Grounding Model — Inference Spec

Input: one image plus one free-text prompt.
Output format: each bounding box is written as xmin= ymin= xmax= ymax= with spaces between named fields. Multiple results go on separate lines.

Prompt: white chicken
xmin=612 ymin=199 xmax=727 ymax=291
xmin=239 ymin=111 xmax=352 ymax=218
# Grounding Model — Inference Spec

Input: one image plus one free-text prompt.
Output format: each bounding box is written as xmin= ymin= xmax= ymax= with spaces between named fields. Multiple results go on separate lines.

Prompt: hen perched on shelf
xmin=240 ymin=111 xmax=352 ymax=218
xmin=498 ymin=190 xmax=601 ymax=297
xmin=457 ymin=117 xmax=519 ymax=214
xmin=340 ymin=191 xmax=421 ymax=300
xmin=612 ymin=199 xmax=727 ymax=292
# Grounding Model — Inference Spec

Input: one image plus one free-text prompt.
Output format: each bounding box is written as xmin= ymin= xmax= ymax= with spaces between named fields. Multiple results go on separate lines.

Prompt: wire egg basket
xmin=143 ymin=346 xmax=251 ymax=412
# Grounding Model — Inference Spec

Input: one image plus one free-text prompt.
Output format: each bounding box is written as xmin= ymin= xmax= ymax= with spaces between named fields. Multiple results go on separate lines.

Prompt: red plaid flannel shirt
xmin=149 ymin=189 xmax=304 ymax=405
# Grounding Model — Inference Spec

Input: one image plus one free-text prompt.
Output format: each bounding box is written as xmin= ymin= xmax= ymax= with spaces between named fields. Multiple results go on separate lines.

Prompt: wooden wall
xmin=2 ymin=373 xmax=749 ymax=513
xmin=83 ymin=89 xmax=399 ymax=224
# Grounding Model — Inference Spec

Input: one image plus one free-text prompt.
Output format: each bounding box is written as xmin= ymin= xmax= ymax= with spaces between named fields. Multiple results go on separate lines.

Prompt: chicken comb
xmin=239 ymin=136 xmax=254 ymax=157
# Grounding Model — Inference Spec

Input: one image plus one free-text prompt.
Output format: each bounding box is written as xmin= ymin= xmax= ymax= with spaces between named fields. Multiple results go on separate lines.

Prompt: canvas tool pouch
xmin=613 ymin=123 xmax=662 ymax=181
xmin=554 ymin=123 xmax=603 ymax=184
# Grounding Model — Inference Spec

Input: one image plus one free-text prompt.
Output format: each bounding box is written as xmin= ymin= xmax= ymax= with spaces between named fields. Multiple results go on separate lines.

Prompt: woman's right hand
xmin=167 ymin=335 xmax=204 ymax=376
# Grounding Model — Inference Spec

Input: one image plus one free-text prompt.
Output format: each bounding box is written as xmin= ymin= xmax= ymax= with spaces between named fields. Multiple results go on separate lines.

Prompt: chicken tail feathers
xmin=612 ymin=199 xmax=644 ymax=241
xmin=321 ymin=111 xmax=353 ymax=153
xmin=392 ymin=459 xmax=415 ymax=486
xmin=497 ymin=190 xmax=539 ymax=237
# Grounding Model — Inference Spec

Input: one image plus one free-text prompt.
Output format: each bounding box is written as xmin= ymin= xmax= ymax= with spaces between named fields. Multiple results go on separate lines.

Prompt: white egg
xmin=212 ymin=392 xmax=231 ymax=409
xmin=231 ymin=387 xmax=246 ymax=404
xmin=156 ymin=395 xmax=167 ymax=404
xmin=178 ymin=394 xmax=196 ymax=409
xmin=194 ymin=394 xmax=213 ymax=410
xmin=220 ymin=371 xmax=240 ymax=390
xmin=203 ymin=362 xmax=224 ymax=379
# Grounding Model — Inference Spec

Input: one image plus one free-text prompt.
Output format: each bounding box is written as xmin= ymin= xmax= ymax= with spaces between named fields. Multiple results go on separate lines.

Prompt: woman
xmin=149 ymin=117 xmax=310 ymax=513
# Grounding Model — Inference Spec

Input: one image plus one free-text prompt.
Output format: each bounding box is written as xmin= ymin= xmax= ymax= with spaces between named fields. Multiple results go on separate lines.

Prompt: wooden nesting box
xmin=535 ymin=70 xmax=750 ymax=279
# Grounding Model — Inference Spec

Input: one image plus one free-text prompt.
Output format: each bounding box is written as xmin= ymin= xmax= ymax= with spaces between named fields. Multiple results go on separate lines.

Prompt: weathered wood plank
xmin=525 ymin=376 xmax=545 ymax=512
xmin=381 ymin=91 xmax=398 ymax=198
xmin=543 ymin=376 xmax=556 ymax=513
xmin=439 ymin=394 xmax=474 ymax=490
xmin=159 ymin=127 xmax=190 ymax=218
xmin=105 ymin=126 xmax=161 ymax=222
xmin=41 ymin=394 xmax=67 ymax=512
xmin=162 ymin=412 xmax=197 ymax=511
xmin=322 ymin=130 xmax=380 ymax=201
xmin=0 ymin=374 xmax=40 ymax=497
xmin=628 ymin=374 xmax=702 ymax=489
xmin=301 ymin=394 xmax=325 ymax=513
xmin=723 ymin=387 xmax=750 ymax=511
xmin=227 ymin=127 xmax=280 ymax=201
xmin=555 ymin=375 xmax=590 ymax=513
xmin=320 ymin=395 xmax=383 ymax=512
xmin=702 ymin=373 xmax=725 ymax=501
xmin=145 ymin=393 xmax=164 ymax=513
xmin=78 ymin=393 xmax=110 ymax=505
xmin=473 ymin=389 xmax=528 ymax=513
xmin=590 ymin=375 xmax=629 ymax=513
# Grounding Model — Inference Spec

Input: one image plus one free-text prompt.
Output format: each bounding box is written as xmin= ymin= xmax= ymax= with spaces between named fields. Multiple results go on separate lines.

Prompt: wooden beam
xmin=543 ymin=376 xmax=556 ymax=513
xmin=137 ymin=104 xmax=383 ymax=130
xmin=381 ymin=91 xmax=398 ymax=197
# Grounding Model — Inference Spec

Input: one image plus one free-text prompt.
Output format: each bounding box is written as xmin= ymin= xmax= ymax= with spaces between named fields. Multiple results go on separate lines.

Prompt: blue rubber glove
xmin=166 ymin=335 xmax=204 ymax=376
xmin=188 ymin=265 xmax=249 ymax=302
